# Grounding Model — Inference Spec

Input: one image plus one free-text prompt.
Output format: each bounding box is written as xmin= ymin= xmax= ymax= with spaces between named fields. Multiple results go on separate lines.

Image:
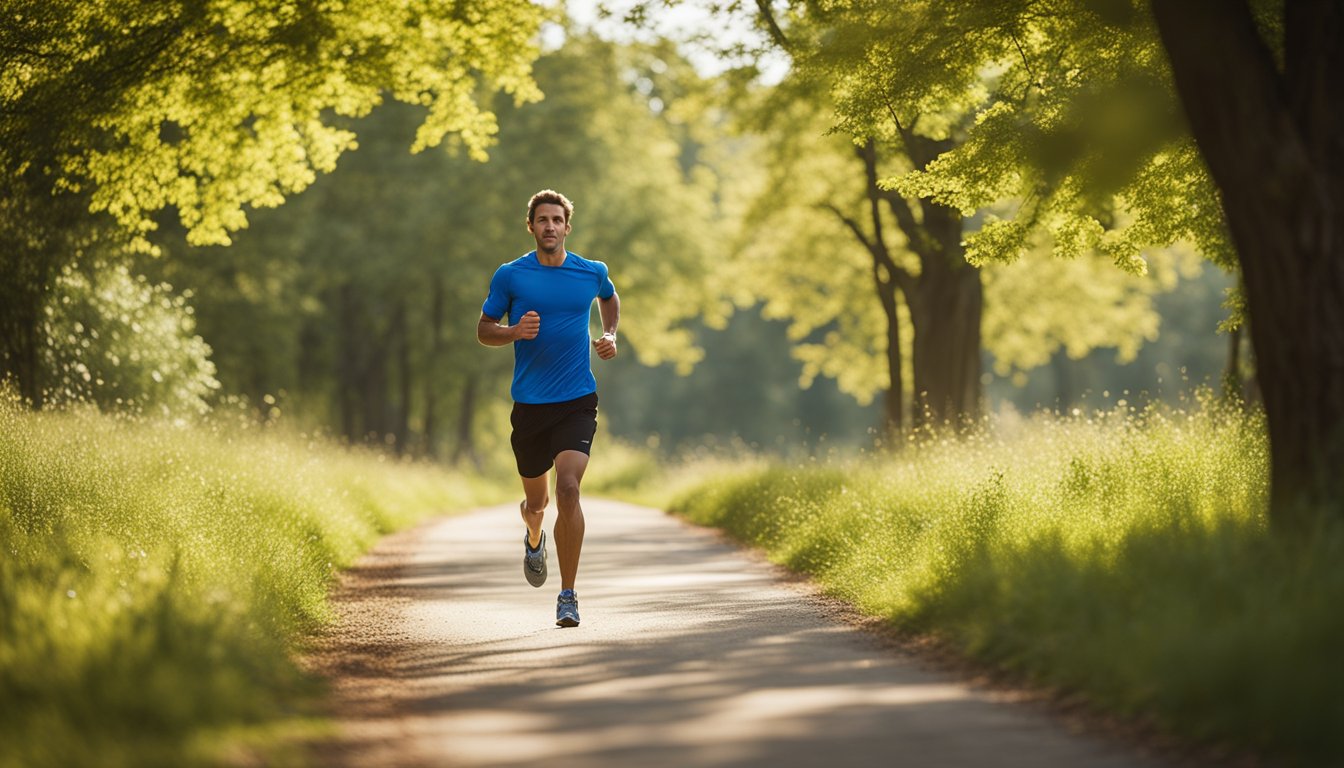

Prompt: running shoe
xmin=556 ymin=589 xmax=580 ymax=627
xmin=523 ymin=530 xmax=547 ymax=587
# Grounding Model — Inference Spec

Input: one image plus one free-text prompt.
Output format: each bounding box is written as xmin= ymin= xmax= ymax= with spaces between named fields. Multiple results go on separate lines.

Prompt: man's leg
xmin=520 ymin=472 xmax=549 ymax=549
xmin=552 ymin=450 xmax=589 ymax=590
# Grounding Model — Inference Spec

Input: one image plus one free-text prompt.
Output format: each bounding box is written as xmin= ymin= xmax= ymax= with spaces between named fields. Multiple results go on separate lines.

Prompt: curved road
xmin=310 ymin=499 xmax=1163 ymax=767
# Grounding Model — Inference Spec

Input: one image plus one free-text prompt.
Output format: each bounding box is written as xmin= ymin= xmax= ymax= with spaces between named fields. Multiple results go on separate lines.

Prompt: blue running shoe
xmin=523 ymin=530 xmax=547 ymax=588
xmin=556 ymin=589 xmax=580 ymax=627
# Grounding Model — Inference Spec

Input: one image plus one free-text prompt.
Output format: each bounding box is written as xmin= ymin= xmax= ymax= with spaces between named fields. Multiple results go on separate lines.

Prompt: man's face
xmin=528 ymin=203 xmax=571 ymax=253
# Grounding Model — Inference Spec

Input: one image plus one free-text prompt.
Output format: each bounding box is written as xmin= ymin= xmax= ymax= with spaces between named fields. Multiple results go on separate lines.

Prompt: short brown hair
xmin=527 ymin=189 xmax=574 ymax=223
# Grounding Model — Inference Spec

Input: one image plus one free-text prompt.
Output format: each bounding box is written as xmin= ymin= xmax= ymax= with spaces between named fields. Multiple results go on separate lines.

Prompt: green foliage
xmin=0 ymin=391 xmax=503 ymax=767
xmin=727 ymin=81 xmax=897 ymax=404
xmin=726 ymin=73 xmax=1186 ymax=404
xmin=581 ymin=434 xmax=768 ymax=510
xmin=0 ymin=0 xmax=545 ymax=402
xmin=579 ymin=437 xmax=667 ymax=504
xmin=148 ymin=32 xmax=735 ymax=453
xmin=794 ymin=0 xmax=1237 ymax=271
xmin=494 ymin=34 xmax=733 ymax=371
xmin=667 ymin=401 xmax=1344 ymax=760
xmin=983 ymin=242 xmax=1202 ymax=382
xmin=3 ymin=0 xmax=544 ymax=251
xmin=597 ymin=309 xmax=884 ymax=452
xmin=40 ymin=260 xmax=219 ymax=415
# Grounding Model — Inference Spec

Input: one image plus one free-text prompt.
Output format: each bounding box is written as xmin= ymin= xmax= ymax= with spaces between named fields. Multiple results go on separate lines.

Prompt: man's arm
xmin=478 ymin=311 xmax=540 ymax=347
xmin=592 ymin=292 xmax=620 ymax=360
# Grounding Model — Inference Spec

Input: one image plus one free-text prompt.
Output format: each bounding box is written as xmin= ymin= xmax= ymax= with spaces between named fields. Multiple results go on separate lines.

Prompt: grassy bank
xmin=671 ymin=401 xmax=1344 ymax=762
xmin=0 ymin=393 xmax=503 ymax=768
xmin=582 ymin=435 xmax=767 ymax=509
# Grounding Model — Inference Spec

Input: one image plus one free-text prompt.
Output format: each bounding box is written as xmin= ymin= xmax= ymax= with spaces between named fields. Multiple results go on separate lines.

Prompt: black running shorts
xmin=509 ymin=392 xmax=599 ymax=478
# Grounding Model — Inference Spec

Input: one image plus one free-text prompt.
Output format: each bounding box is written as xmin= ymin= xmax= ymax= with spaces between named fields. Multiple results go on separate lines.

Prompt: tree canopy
xmin=762 ymin=0 xmax=1233 ymax=276
xmin=3 ymin=0 xmax=543 ymax=248
xmin=727 ymin=70 xmax=1187 ymax=423
xmin=1 ymin=0 xmax=546 ymax=405
xmin=737 ymin=0 xmax=1344 ymax=526
xmin=144 ymin=31 xmax=732 ymax=457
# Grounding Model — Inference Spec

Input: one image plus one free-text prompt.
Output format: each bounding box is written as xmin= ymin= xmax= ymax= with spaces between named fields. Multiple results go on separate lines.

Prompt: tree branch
xmin=855 ymin=138 xmax=923 ymax=283
xmin=1010 ymin=31 xmax=1038 ymax=86
xmin=820 ymin=202 xmax=876 ymax=255
xmin=877 ymin=186 xmax=929 ymax=264
xmin=756 ymin=0 xmax=793 ymax=52
xmin=882 ymin=97 xmax=926 ymax=166
xmin=851 ymin=140 xmax=921 ymax=297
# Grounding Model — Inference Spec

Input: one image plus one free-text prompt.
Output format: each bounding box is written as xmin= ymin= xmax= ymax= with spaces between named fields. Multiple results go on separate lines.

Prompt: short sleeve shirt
xmin=482 ymin=250 xmax=616 ymax=404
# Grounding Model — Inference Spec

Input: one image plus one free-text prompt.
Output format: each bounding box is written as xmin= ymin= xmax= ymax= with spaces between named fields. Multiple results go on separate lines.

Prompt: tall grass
xmin=672 ymin=399 xmax=1344 ymax=762
xmin=582 ymin=435 xmax=768 ymax=509
xmin=0 ymin=392 xmax=503 ymax=767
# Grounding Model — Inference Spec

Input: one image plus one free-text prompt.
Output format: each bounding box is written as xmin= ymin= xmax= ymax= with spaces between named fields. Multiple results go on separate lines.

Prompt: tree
xmin=150 ymin=32 xmax=731 ymax=458
xmin=729 ymin=79 xmax=914 ymax=438
xmin=0 ymin=0 xmax=545 ymax=407
xmin=740 ymin=23 xmax=984 ymax=434
xmin=728 ymin=62 xmax=1179 ymax=439
xmin=1149 ymin=1 xmax=1344 ymax=529
xmin=753 ymin=0 xmax=1341 ymax=527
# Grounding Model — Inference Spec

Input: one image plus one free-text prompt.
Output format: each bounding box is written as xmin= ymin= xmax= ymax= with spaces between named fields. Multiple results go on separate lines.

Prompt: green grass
xmin=671 ymin=399 xmax=1344 ymax=762
xmin=582 ymin=435 xmax=767 ymax=509
xmin=0 ymin=393 xmax=504 ymax=768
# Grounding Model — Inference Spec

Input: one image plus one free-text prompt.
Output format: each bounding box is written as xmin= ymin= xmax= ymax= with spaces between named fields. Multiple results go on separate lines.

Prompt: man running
xmin=476 ymin=189 xmax=619 ymax=628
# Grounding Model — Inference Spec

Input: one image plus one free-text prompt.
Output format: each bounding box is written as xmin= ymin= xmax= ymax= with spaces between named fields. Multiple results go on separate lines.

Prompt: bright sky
xmin=549 ymin=0 xmax=790 ymax=82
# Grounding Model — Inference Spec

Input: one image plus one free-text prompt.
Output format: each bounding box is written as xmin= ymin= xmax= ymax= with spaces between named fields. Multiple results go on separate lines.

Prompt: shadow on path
xmin=308 ymin=500 xmax=1162 ymax=768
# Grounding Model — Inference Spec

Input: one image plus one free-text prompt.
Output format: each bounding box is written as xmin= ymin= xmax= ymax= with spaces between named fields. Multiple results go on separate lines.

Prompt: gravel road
xmin=308 ymin=498 xmax=1164 ymax=767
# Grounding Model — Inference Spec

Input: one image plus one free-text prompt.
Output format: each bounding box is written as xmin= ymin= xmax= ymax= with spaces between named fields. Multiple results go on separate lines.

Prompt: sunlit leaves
xmin=40 ymin=261 xmax=219 ymax=415
xmin=496 ymin=35 xmax=730 ymax=372
xmin=1 ymin=0 xmax=547 ymax=408
xmin=792 ymin=0 xmax=1235 ymax=272
xmin=729 ymin=121 xmax=908 ymax=402
xmin=985 ymin=251 xmax=1161 ymax=380
xmin=1 ymin=0 xmax=546 ymax=249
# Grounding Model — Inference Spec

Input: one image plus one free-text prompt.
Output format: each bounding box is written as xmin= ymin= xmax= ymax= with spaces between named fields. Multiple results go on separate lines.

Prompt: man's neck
xmin=536 ymin=247 xmax=567 ymax=266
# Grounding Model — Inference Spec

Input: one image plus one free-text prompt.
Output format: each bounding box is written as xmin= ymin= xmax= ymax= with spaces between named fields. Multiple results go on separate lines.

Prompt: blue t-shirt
xmin=482 ymin=250 xmax=616 ymax=404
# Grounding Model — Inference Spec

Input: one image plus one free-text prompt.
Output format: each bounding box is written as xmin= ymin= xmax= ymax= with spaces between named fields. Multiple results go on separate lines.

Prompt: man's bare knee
xmin=556 ymin=479 xmax=581 ymax=510
xmin=524 ymin=495 xmax=549 ymax=514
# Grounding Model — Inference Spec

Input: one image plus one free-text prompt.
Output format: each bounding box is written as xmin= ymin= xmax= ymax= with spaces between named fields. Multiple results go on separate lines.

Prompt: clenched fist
xmin=592 ymin=331 xmax=617 ymax=360
xmin=513 ymin=310 xmax=540 ymax=341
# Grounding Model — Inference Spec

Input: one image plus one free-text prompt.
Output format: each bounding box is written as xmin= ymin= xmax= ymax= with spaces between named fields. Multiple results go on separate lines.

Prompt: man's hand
xmin=593 ymin=331 xmax=617 ymax=360
xmin=514 ymin=311 xmax=541 ymax=341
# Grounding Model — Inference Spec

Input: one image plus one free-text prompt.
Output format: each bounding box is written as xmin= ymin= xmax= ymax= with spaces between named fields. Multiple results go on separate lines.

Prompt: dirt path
xmin=309 ymin=499 xmax=1164 ymax=767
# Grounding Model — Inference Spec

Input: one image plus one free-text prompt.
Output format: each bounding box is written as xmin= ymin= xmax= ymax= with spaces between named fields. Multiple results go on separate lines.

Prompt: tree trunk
xmin=0 ymin=284 xmax=47 ymax=408
xmin=834 ymin=138 xmax=986 ymax=440
xmin=423 ymin=275 xmax=445 ymax=459
xmin=854 ymin=140 xmax=908 ymax=439
xmin=907 ymin=263 xmax=983 ymax=429
xmin=866 ymin=136 xmax=984 ymax=431
xmin=452 ymin=372 xmax=480 ymax=468
xmin=1153 ymin=0 xmax=1344 ymax=530
xmin=0 ymin=176 xmax=89 ymax=410
xmin=392 ymin=299 xmax=412 ymax=455
xmin=1051 ymin=349 xmax=1075 ymax=411
xmin=362 ymin=335 xmax=388 ymax=446
xmin=296 ymin=312 xmax=324 ymax=422
xmin=873 ymin=266 xmax=904 ymax=441
xmin=830 ymin=140 xmax=910 ymax=440
xmin=336 ymin=284 xmax=361 ymax=441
